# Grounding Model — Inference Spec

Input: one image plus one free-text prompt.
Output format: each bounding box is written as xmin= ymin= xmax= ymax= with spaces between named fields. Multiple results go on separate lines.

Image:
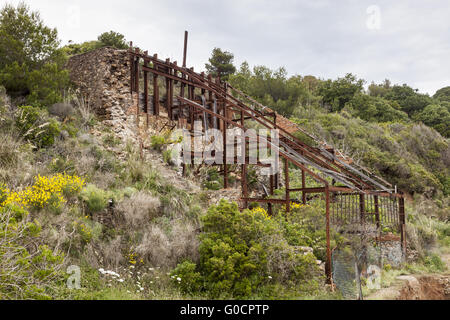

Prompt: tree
xmin=319 ymin=73 xmax=365 ymax=112
xmin=228 ymin=61 xmax=251 ymax=93
xmin=229 ymin=63 xmax=312 ymax=117
xmin=97 ymin=31 xmax=129 ymax=49
xmin=302 ymin=75 xmax=320 ymax=94
xmin=0 ymin=2 xmax=60 ymax=71
xmin=433 ymin=86 xmax=450 ymax=103
xmin=384 ymin=84 xmax=432 ymax=116
xmin=346 ymin=93 xmax=409 ymax=123
xmin=368 ymin=79 xmax=391 ymax=97
xmin=0 ymin=2 xmax=68 ymax=105
xmin=205 ymin=48 xmax=236 ymax=81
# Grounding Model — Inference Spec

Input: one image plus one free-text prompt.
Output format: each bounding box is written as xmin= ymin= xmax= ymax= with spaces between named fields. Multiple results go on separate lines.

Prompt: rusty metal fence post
xmin=325 ymin=186 xmax=332 ymax=284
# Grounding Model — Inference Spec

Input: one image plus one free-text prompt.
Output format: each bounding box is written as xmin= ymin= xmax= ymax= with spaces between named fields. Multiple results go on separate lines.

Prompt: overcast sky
xmin=6 ymin=0 xmax=450 ymax=95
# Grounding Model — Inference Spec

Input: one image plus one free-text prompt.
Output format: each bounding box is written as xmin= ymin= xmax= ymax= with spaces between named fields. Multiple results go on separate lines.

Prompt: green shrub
xmin=423 ymin=253 xmax=446 ymax=272
xmin=26 ymin=62 xmax=69 ymax=107
xmin=170 ymin=260 xmax=203 ymax=294
xmin=15 ymin=105 xmax=61 ymax=148
xmin=97 ymin=31 xmax=129 ymax=49
xmin=150 ymin=135 xmax=166 ymax=151
xmin=172 ymin=200 xmax=320 ymax=298
xmin=80 ymin=184 xmax=108 ymax=213
xmin=202 ymin=168 xmax=223 ymax=190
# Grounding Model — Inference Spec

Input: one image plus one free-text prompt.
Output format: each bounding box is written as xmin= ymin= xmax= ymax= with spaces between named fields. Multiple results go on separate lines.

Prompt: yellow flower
xmin=250 ymin=207 xmax=272 ymax=220
xmin=0 ymin=173 xmax=85 ymax=210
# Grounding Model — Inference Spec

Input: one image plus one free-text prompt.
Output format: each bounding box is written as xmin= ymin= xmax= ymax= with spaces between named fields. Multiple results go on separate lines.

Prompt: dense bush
xmin=80 ymin=184 xmax=109 ymax=214
xmin=0 ymin=131 xmax=21 ymax=169
xmin=229 ymin=63 xmax=311 ymax=117
xmin=406 ymin=196 xmax=450 ymax=257
xmin=345 ymin=93 xmax=409 ymax=123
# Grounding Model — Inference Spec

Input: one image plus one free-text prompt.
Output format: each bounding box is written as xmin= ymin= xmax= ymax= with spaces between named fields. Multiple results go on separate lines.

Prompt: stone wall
xmin=380 ymin=241 xmax=404 ymax=267
xmin=66 ymin=47 xmax=133 ymax=121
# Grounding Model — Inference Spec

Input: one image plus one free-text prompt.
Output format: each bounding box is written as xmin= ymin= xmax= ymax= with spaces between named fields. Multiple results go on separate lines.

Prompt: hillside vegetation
xmin=0 ymin=3 xmax=448 ymax=300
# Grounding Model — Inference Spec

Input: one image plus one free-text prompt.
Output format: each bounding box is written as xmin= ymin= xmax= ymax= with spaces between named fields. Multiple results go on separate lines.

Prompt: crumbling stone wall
xmin=66 ymin=47 xmax=133 ymax=121
xmin=66 ymin=47 xmax=173 ymax=142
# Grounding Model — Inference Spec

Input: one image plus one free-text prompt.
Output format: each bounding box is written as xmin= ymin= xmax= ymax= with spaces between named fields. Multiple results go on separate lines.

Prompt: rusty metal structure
xmin=126 ymin=32 xmax=406 ymax=283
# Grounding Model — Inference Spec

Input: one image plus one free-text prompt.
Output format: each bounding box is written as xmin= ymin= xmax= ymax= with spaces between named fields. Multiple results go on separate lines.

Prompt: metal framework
xmin=126 ymin=33 xmax=406 ymax=283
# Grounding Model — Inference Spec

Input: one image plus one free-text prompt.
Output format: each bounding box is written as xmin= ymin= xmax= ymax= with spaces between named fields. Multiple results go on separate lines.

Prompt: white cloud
xmin=4 ymin=0 xmax=450 ymax=95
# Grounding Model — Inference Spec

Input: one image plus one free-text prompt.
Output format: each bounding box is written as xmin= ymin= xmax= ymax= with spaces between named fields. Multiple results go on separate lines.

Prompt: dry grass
xmin=136 ymin=220 xmax=199 ymax=268
xmin=0 ymin=131 xmax=44 ymax=187
xmin=136 ymin=224 xmax=172 ymax=266
xmin=69 ymin=90 xmax=95 ymax=129
xmin=170 ymin=220 xmax=200 ymax=264
xmin=0 ymin=131 xmax=21 ymax=169
xmin=97 ymin=236 xmax=126 ymax=269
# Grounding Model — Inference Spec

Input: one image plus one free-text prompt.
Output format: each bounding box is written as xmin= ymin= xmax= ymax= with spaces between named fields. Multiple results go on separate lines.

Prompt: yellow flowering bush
xmin=127 ymin=250 xmax=144 ymax=266
xmin=0 ymin=173 xmax=85 ymax=210
xmin=128 ymin=251 xmax=137 ymax=265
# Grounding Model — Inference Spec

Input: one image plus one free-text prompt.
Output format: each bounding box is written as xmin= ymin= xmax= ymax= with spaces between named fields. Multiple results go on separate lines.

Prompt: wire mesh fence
xmin=332 ymin=243 xmax=382 ymax=300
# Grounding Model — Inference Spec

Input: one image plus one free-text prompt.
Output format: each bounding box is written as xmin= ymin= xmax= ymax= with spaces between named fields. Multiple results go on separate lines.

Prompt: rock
xmin=396 ymin=275 xmax=419 ymax=283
